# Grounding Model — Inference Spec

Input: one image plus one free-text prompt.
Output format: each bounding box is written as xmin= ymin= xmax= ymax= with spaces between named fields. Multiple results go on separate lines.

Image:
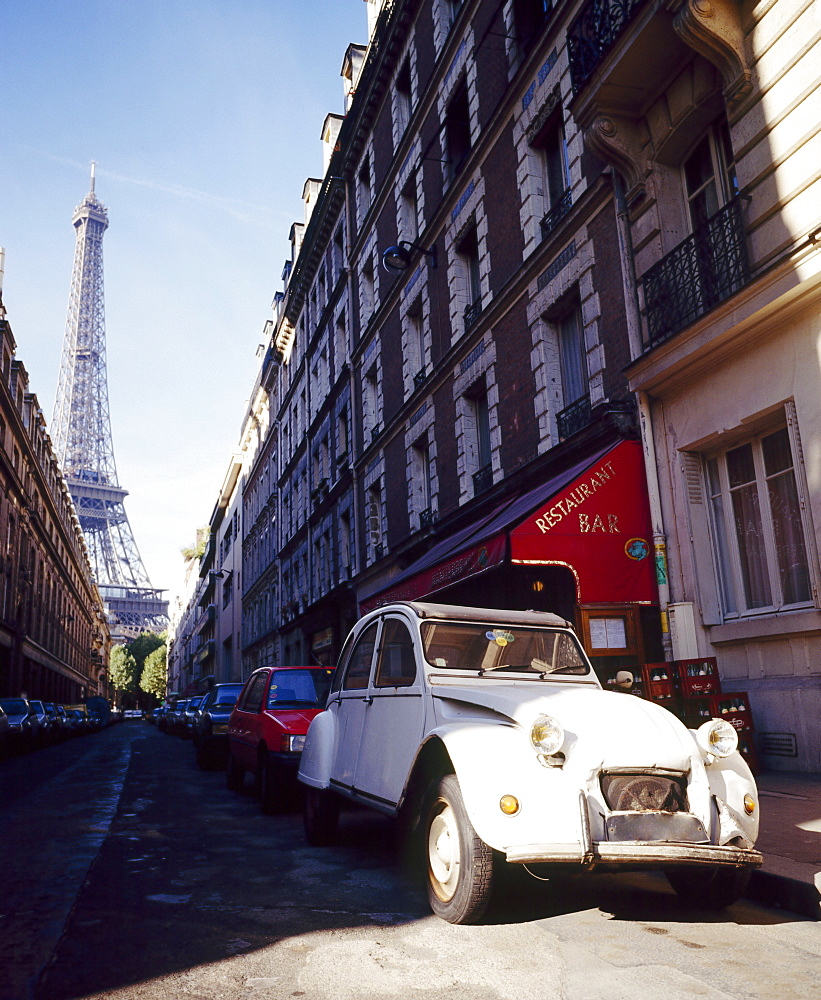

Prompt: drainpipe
xmin=611 ymin=170 xmax=673 ymax=661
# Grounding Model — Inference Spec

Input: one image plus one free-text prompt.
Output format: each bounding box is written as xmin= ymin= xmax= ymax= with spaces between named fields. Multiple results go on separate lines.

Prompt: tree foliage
xmin=128 ymin=631 xmax=166 ymax=675
xmin=109 ymin=644 xmax=139 ymax=693
xmin=141 ymin=644 xmax=167 ymax=700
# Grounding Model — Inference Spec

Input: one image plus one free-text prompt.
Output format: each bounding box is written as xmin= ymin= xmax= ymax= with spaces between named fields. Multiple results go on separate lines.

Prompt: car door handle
xmin=362 ymin=695 xmax=373 ymax=705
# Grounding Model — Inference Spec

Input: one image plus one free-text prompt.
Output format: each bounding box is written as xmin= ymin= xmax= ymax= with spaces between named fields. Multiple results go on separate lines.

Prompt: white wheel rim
xmin=428 ymin=802 xmax=460 ymax=901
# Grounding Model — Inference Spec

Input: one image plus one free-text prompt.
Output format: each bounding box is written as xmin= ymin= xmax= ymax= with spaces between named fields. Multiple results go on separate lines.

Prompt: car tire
xmin=226 ymin=753 xmax=245 ymax=791
xmin=666 ymin=865 xmax=751 ymax=908
xmin=303 ymin=787 xmax=340 ymax=845
xmin=423 ymin=773 xmax=494 ymax=924
xmin=260 ymin=752 xmax=283 ymax=815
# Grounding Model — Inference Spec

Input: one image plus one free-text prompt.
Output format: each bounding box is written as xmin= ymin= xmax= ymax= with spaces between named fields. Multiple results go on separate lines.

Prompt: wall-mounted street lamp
xmin=381 ymin=241 xmax=437 ymax=272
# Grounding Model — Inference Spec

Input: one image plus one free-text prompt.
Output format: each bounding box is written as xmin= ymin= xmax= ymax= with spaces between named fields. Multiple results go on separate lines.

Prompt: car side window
xmin=374 ymin=618 xmax=417 ymax=688
xmin=238 ymin=672 xmax=267 ymax=712
xmin=342 ymin=622 xmax=379 ymax=690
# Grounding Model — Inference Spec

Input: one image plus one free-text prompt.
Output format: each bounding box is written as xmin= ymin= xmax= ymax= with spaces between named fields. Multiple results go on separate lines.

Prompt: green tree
xmin=128 ymin=631 xmax=166 ymax=677
xmin=141 ymin=644 xmax=167 ymax=700
xmin=109 ymin=644 xmax=139 ymax=693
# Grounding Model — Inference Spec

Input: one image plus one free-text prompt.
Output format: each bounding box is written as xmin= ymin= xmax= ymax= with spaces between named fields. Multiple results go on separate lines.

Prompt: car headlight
xmin=696 ymin=718 xmax=738 ymax=759
xmin=288 ymin=734 xmax=307 ymax=752
xmin=530 ymin=715 xmax=564 ymax=756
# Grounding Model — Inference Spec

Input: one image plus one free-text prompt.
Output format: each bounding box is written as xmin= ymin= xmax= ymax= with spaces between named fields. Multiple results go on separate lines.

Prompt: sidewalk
xmin=746 ymin=768 xmax=821 ymax=919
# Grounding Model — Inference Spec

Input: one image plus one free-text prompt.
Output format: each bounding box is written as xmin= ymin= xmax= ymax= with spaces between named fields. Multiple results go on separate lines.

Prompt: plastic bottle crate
xmin=674 ymin=657 xmax=721 ymax=696
xmin=736 ymin=731 xmax=759 ymax=774
xmin=641 ymin=663 xmax=677 ymax=703
xmin=681 ymin=691 xmax=754 ymax=732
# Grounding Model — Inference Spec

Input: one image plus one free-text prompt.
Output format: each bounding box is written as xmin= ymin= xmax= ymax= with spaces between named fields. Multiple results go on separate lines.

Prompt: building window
xmin=394 ymin=57 xmax=412 ymax=137
xmin=340 ymin=511 xmax=353 ymax=579
xmin=557 ymin=301 xmax=587 ymax=407
xmin=361 ymin=256 xmax=376 ymax=327
xmin=443 ymin=81 xmax=472 ymax=181
xmin=466 ymin=380 xmax=492 ymax=495
xmin=366 ymin=485 xmax=384 ymax=561
xmin=357 ymin=155 xmax=372 ymax=225
xmin=412 ymin=435 xmax=434 ymax=526
xmin=362 ymin=365 xmax=379 ymax=441
xmin=532 ymin=108 xmax=571 ymax=240
xmin=457 ymin=225 xmax=482 ymax=330
xmin=684 ymin=120 xmax=738 ymax=231
xmin=399 ymin=175 xmax=419 ymax=243
xmin=406 ymin=298 xmax=426 ymax=389
xmin=705 ymin=425 xmax=813 ymax=616
xmin=513 ymin=0 xmax=551 ymax=58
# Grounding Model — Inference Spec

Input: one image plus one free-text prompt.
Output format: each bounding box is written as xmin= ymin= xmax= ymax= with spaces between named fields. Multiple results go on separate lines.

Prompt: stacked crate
xmin=639 ymin=657 xmax=758 ymax=773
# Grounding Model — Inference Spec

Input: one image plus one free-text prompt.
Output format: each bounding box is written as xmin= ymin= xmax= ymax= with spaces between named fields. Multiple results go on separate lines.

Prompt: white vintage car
xmin=297 ymin=602 xmax=762 ymax=923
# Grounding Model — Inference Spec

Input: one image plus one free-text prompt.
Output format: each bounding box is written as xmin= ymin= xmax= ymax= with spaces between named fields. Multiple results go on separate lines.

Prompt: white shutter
xmin=785 ymin=400 xmax=821 ymax=607
xmin=680 ymin=451 xmax=723 ymax=625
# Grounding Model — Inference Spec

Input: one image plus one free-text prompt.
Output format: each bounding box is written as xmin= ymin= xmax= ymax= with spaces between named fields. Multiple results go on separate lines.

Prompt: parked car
xmin=193 ymin=683 xmax=244 ymax=770
xmin=27 ymin=700 xmax=54 ymax=744
xmin=64 ymin=706 xmax=90 ymax=735
xmin=164 ymin=699 xmax=189 ymax=736
xmin=228 ymin=666 xmax=334 ymax=812
xmin=0 ymin=698 xmax=38 ymax=751
xmin=298 ymin=602 xmax=763 ymax=923
xmin=0 ymin=704 xmax=9 ymax=754
xmin=181 ymin=696 xmax=203 ymax=739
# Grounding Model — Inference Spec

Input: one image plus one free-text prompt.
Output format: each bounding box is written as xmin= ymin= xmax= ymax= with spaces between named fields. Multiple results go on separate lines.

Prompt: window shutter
xmin=785 ymin=400 xmax=821 ymax=607
xmin=680 ymin=451 xmax=723 ymax=625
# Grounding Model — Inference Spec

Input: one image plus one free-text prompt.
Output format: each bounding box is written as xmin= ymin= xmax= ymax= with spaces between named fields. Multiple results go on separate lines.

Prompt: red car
xmin=226 ymin=665 xmax=334 ymax=813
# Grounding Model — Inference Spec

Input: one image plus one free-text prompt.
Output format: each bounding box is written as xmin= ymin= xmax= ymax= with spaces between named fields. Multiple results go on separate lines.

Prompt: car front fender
xmin=429 ymin=720 xmax=584 ymax=855
xmin=297 ymin=710 xmax=336 ymax=789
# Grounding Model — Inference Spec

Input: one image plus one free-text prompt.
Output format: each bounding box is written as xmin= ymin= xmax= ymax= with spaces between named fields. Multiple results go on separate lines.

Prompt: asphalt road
xmin=2 ymin=722 xmax=820 ymax=1000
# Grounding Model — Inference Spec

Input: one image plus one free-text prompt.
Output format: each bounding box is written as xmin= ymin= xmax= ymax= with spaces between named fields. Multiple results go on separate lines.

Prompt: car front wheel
xmin=423 ymin=774 xmax=494 ymax=924
xmin=666 ymin=865 xmax=751 ymax=908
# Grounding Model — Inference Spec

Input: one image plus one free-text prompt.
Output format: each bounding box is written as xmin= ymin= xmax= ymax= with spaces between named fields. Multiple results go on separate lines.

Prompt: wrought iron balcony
xmin=557 ymin=393 xmax=592 ymax=441
xmin=642 ymin=199 xmax=750 ymax=348
xmin=413 ymin=367 xmax=427 ymax=390
xmin=419 ymin=507 xmax=437 ymax=528
xmin=472 ymin=463 xmax=493 ymax=496
xmin=568 ymin=0 xmax=647 ymax=96
xmin=463 ymin=298 xmax=483 ymax=332
xmin=540 ymin=189 xmax=573 ymax=242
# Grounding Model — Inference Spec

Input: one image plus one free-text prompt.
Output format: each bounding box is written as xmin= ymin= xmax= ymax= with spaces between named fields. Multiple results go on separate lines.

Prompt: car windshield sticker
xmin=486 ymin=629 xmax=515 ymax=647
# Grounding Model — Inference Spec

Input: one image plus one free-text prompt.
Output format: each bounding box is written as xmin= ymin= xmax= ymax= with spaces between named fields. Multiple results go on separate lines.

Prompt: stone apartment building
xmin=0 ymin=278 xmax=110 ymax=702
xmin=174 ymin=0 xmax=820 ymax=773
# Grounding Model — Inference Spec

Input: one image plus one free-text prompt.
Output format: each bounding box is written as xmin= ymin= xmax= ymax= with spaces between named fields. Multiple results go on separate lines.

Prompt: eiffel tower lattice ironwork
xmin=52 ymin=165 xmax=168 ymax=639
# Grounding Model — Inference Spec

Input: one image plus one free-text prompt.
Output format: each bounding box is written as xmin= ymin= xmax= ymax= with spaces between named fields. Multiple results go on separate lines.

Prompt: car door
xmin=352 ymin=614 xmax=427 ymax=810
xmin=231 ymin=671 xmax=268 ymax=770
xmin=329 ymin=620 xmax=380 ymax=793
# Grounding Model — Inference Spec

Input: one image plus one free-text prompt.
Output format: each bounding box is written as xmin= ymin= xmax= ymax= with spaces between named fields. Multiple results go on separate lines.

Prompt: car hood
xmin=431 ymin=682 xmax=696 ymax=770
xmin=263 ymin=708 xmax=323 ymax=732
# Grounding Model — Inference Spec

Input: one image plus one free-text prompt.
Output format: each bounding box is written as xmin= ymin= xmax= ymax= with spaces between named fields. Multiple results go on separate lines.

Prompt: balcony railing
xmin=419 ymin=507 xmax=437 ymax=528
xmin=540 ymin=189 xmax=573 ymax=242
xmin=557 ymin=393 xmax=592 ymax=441
xmin=472 ymin=463 xmax=493 ymax=496
xmin=464 ymin=298 xmax=483 ymax=332
xmin=413 ymin=367 xmax=427 ymax=390
xmin=642 ymin=199 xmax=750 ymax=348
xmin=568 ymin=0 xmax=647 ymax=96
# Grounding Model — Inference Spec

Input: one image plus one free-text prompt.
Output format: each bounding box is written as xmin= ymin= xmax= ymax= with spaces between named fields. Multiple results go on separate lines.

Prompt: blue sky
xmin=2 ymin=0 xmax=364 ymax=597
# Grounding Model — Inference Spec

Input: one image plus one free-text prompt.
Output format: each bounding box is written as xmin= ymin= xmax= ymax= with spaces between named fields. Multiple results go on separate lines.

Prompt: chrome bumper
xmin=505 ymin=842 xmax=763 ymax=867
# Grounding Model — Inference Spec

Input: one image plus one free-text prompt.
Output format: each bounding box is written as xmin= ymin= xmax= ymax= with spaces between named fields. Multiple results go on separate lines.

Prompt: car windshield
xmin=187 ymin=698 xmax=202 ymax=711
xmin=0 ymin=699 xmax=27 ymax=714
xmin=212 ymin=686 xmax=243 ymax=707
xmin=267 ymin=670 xmax=333 ymax=708
xmin=420 ymin=622 xmax=590 ymax=676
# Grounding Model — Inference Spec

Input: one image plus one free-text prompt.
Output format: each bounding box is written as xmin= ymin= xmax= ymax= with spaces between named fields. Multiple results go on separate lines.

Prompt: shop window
xmin=443 ymin=81 xmax=472 ymax=181
xmin=704 ymin=424 xmax=813 ymax=616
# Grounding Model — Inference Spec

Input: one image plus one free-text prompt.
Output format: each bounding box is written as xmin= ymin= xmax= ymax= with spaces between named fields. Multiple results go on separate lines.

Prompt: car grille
xmin=600 ymin=772 xmax=687 ymax=812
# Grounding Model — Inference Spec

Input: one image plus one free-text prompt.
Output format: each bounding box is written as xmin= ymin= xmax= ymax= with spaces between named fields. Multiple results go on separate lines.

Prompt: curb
xmin=747 ymin=869 xmax=820 ymax=921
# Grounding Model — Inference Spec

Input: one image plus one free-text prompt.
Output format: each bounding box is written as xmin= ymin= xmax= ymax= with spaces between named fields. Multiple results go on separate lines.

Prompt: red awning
xmin=362 ymin=441 xmax=657 ymax=611
xmin=509 ymin=439 xmax=657 ymax=603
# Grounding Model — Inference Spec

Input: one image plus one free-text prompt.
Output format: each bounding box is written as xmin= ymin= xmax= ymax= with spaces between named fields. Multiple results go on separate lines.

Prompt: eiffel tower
xmin=52 ymin=165 xmax=168 ymax=639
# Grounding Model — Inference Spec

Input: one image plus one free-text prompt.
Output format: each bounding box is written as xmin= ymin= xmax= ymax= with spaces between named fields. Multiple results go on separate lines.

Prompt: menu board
xmin=588 ymin=616 xmax=628 ymax=650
